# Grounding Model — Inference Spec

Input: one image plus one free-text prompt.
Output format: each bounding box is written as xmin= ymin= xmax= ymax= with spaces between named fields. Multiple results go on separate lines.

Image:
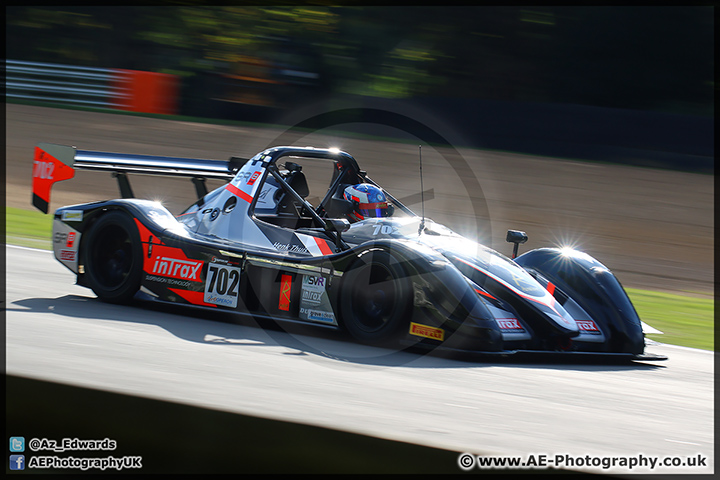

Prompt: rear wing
xmin=32 ymin=143 xmax=247 ymax=213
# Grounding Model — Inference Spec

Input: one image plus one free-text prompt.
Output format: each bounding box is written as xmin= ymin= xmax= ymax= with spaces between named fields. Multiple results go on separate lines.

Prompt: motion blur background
xmin=6 ymin=5 xmax=714 ymax=172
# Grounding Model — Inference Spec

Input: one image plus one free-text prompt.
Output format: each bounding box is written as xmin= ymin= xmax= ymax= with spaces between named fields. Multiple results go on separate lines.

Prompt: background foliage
xmin=6 ymin=6 xmax=714 ymax=115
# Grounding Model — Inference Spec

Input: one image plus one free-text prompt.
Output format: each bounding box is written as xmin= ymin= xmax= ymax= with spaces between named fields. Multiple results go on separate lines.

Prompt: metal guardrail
xmin=4 ymin=59 xmax=131 ymax=108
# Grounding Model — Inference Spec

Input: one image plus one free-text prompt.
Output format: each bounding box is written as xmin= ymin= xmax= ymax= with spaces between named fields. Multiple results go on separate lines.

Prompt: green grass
xmin=627 ymin=288 xmax=714 ymax=351
xmin=4 ymin=206 xmax=714 ymax=351
xmin=6 ymin=206 xmax=53 ymax=249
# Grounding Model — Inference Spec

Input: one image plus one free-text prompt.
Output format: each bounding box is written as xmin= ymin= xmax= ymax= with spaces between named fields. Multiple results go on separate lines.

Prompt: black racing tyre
xmin=83 ymin=210 xmax=143 ymax=303
xmin=339 ymin=250 xmax=412 ymax=345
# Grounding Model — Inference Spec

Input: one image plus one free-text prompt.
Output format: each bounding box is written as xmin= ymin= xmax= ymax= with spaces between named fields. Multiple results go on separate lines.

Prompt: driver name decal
xmin=273 ymin=242 xmax=310 ymax=255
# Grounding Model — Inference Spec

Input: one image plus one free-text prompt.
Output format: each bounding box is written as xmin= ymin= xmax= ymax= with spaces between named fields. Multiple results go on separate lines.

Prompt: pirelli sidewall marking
xmin=409 ymin=322 xmax=445 ymax=341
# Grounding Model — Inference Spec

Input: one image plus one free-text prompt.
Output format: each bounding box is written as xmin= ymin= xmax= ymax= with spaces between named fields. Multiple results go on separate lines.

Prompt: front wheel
xmin=83 ymin=211 xmax=143 ymax=303
xmin=339 ymin=250 xmax=412 ymax=345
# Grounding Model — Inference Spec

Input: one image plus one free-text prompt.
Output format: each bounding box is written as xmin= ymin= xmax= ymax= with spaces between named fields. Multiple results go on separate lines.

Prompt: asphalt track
xmin=4 ymin=246 xmax=714 ymax=474
xmin=4 ymin=104 xmax=715 ymax=473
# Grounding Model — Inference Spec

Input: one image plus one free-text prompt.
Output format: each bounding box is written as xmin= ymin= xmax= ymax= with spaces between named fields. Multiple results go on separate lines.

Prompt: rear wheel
xmin=83 ymin=211 xmax=143 ymax=303
xmin=339 ymin=250 xmax=412 ymax=345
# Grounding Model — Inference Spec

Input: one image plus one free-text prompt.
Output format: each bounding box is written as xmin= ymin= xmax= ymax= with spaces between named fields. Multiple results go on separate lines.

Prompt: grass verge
xmin=6 ymin=206 xmax=53 ymax=249
xmin=627 ymin=288 xmax=714 ymax=351
xmin=5 ymin=206 xmax=714 ymax=351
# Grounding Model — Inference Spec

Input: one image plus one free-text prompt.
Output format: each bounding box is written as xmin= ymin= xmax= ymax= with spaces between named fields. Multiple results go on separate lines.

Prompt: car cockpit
xmin=254 ymin=161 xmax=315 ymax=229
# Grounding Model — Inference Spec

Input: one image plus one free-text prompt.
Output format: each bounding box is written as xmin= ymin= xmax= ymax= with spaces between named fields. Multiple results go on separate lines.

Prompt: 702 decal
xmin=204 ymin=263 xmax=241 ymax=308
xmin=372 ymin=224 xmax=396 ymax=235
xmin=33 ymin=159 xmax=55 ymax=179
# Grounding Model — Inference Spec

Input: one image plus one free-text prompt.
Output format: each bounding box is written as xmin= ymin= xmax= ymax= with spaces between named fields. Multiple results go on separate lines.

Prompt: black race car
xmin=32 ymin=143 xmax=666 ymax=361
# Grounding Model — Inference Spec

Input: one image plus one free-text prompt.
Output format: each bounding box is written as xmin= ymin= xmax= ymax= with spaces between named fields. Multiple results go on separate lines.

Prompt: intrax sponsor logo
xmin=151 ymin=256 xmax=203 ymax=281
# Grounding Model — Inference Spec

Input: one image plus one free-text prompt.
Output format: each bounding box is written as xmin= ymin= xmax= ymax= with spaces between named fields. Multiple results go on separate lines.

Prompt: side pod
xmin=378 ymin=240 xmax=504 ymax=352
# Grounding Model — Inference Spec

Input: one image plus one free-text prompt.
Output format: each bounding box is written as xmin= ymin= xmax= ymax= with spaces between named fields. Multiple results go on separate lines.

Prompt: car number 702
xmin=204 ymin=263 xmax=241 ymax=307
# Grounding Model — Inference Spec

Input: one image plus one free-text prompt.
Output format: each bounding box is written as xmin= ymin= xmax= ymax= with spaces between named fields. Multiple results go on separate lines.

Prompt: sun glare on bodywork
xmin=150 ymin=199 xmax=164 ymax=208
xmin=558 ymin=245 xmax=596 ymax=263
xmin=549 ymin=231 xmax=587 ymax=258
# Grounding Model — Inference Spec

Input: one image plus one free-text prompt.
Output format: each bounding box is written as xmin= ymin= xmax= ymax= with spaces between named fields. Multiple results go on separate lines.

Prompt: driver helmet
xmin=343 ymin=183 xmax=392 ymax=221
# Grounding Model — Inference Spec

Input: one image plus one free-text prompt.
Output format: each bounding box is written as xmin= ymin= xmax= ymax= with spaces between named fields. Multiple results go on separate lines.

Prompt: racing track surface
xmin=5 ymin=245 xmax=714 ymax=474
xmin=5 ymin=104 xmax=714 ymax=473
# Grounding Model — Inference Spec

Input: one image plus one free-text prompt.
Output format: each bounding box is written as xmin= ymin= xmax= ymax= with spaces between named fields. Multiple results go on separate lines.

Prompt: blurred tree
xmin=5 ymin=5 xmax=713 ymax=115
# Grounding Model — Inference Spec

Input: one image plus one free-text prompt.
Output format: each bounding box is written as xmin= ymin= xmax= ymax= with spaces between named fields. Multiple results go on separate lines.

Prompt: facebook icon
xmin=10 ymin=455 xmax=25 ymax=470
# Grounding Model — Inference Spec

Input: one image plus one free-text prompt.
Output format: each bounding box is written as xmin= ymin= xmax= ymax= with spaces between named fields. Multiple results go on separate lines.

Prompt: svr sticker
xmin=204 ymin=262 xmax=241 ymax=308
xmin=299 ymin=275 xmax=336 ymax=325
xmin=409 ymin=322 xmax=445 ymax=341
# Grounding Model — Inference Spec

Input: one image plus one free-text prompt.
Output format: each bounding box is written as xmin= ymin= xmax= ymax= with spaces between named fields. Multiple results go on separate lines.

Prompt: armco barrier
xmin=4 ymin=59 xmax=129 ymax=108
xmin=4 ymin=60 xmax=178 ymax=115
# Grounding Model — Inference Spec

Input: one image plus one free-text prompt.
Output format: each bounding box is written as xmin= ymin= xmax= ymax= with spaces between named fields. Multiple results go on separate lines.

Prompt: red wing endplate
xmin=32 ymin=143 xmax=76 ymax=213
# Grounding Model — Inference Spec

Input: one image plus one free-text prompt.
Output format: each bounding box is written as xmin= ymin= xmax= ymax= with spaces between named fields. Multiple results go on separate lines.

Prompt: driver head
xmin=343 ymin=183 xmax=392 ymax=222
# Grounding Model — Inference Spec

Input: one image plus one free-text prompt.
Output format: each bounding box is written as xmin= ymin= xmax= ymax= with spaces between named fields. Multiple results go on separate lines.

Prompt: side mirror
xmin=506 ymin=229 xmax=528 ymax=259
xmin=325 ymin=218 xmax=351 ymax=252
xmin=325 ymin=218 xmax=351 ymax=233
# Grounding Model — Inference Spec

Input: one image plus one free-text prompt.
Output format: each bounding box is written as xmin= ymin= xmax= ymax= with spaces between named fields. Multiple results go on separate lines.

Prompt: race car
xmin=32 ymin=143 xmax=666 ymax=361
